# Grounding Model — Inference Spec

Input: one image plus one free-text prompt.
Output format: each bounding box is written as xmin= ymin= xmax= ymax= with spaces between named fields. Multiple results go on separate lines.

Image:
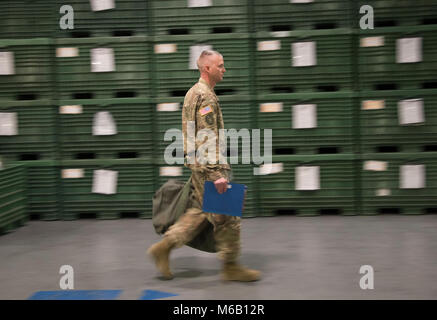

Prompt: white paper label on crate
xmin=188 ymin=0 xmax=212 ymax=7
xmin=396 ymin=37 xmax=422 ymax=63
xmin=92 ymin=169 xmax=118 ymax=195
xmin=157 ymin=103 xmax=180 ymax=112
xmin=362 ymin=100 xmax=385 ymax=110
xmin=90 ymin=0 xmax=115 ymax=12
xmin=160 ymin=166 xmax=183 ymax=176
xmin=292 ymin=41 xmax=316 ymax=67
xmin=93 ymin=111 xmax=117 ymax=135
xmin=292 ymin=104 xmax=317 ymax=129
xmin=56 ymin=48 xmax=79 ymax=58
xmin=62 ymin=169 xmax=84 ymax=179
xmin=260 ymin=102 xmax=283 ymax=113
xmin=364 ymin=160 xmax=388 ymax=171
xmin=296 ymin=166 xmax=320 ymax=190
xmin=0 ymin=52 xmax=15 ymax=75
xmin=398 ymin=99 xmax=424 ymax=125
xmin=0 ymin=159 xmax=3 ymax=170
xmin=0 ymin=112 xmax=18 ymax=136
xmin=91 ymin=48 xmax=115 ymax=72
xmin=360 ymin=36 xmax=385 ymax=47
xmin=60 ymin=105 xmax=83 ymax=114
xmin=154 ymin=44 xmax=177 ymax=54
xmin=400 ymin=164 xmax=425 ymax=189
xmin=257 ymin=163 xmax=283 ymax=175
xmin=376 ymin=189 xmax=391 ymax=196
xmin=189 ymin=44 xmax=212 ymax=69
xmin=290 ymin=0 xmax=314 ymax=3
xmin=271 ymin=31 xmax=291 ymax=38
xmin=257 ymin=40 xmax=281 ymax=51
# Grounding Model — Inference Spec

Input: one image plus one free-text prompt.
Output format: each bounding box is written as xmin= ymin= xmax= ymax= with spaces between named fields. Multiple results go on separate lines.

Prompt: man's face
xmin=208 ymin=54 xmax=226 ymax=83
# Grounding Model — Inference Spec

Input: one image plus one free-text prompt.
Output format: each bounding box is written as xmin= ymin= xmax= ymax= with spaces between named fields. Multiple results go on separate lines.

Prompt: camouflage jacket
xmin=182 ymin=78 xmax=231 ymax=181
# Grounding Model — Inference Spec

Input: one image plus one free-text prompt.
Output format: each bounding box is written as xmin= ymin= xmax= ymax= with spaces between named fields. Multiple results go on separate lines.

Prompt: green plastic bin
xmin=0 ymin=1 xmax=54 ymax=39
xmin=55 ymin=36 xmax=150 ymax=99
xmin=56 ymin=0 xmax=148 ymax=37
xmin=60 ymin=158 xmax=155 ymax=219
xmin=361 ymin=152 xmax=437 ymax=215
xmin=358 ymin=25 xmax=437 ymax=90
xmin=155 ymin=161 xmax=257 ymax=218
xmin=257 ymin=154 xmax=357 ymax=216
xmin=0 ymin=39 xmax=54 ymax=100
xmin=151 ymin=0 xmax=250 ymax=35
xmin=255 ymin=29 xmax=354 ymax=93
xmin=228 ymin=163 xmax=258 ymax=218
xmin=0 ymin=99 xmax=58 ymax=162
xmin=154 ymin=94 xmax=254 ymax=161
xmin=17 ymin=160 xmax=60 ymax=221
xmin=254 ymin=0 xmax=353 ymax=32
xmin=0 ymin=164 xmax=27 ymax=234
xmin=58 ymin=98 xmax=153 ymax=159
xmin=257 ymin=91 xmax=355 ymax=155
xmin=153 ymin=33 xmax=250 ymax=96
xmin=357 ymin=0 xmax=437 ymax=27
xmin=360 ymin=89 xmax=437 ymax=153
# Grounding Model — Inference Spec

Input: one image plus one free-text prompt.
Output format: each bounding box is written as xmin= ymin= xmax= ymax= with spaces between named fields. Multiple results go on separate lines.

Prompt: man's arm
xmin=196 ymin=96 xmax=230 ymax=193
xmin=183 ymin=91 xmax=230 ymax=193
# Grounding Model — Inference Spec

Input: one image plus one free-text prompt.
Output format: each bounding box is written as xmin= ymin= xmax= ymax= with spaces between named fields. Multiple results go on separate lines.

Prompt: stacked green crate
xmin=156 ymin=162 xmax=192 ymax=187
xmin=0 ymin=164 xmax=27 ymax=234
xmin=60 ymin=158 xmax=155 ymax=219
xmin=56 ymin=0 xmax=148 ymax=37
xmin=254 ymin=29 xmax=354 ymax=93
xmin=153 ymin=33 xmax=251 ymax=96
xmin=58 ymin=97 xmax=153 ymax=159
xmin=0 ymin=1 xmax=54 ymax=39
xmin=0 ymin=4 xmax=59 ymax=223
xmin=357 ymin=0 xmax=437 ymax=27
xmin=55 ymin=36 xmax=150 ymax=99
xmin=358 ymin=25 xmax=437 ymax=90
xmin=359 ymin=89 xmax=437 ymax=153
xmin=19 ymin=160 xmax=60 ymax=220
xmin=253 ymin=2 xmax=356 ymax=217
xmin=154 ymin=97 xmax=184 ymax=163
xmin=256 ymin=154 xmax=357 ymax=216
xmin=356 ymin=4 xmax=437 ymax=216
xmin=0 ymin=99 xmax=58 ymax=162
xmin=257 ymin=92 xmax=355 ymax=155
xmin=155 ymin=161 xmax=257 ymax=218
xmin=361 ymin=153 xmax=437 ymax=215
xmin=154 ymin=94 xmax=253 ymax=159
xmin=221 ymin=95 xmax=254 ymax=158
xmin=0 ymin=39 xmax=54 ymax=100
xmin=228 ymin=163 xmax=258 ymax=217
xmin=151 ymin=0 xmax=250 ymax=35
xmin=254 ymin=0 xmax=353 ymax=32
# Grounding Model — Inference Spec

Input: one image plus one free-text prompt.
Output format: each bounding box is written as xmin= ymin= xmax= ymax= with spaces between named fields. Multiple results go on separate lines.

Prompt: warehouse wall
xmin=1 ymin=0 xmax=437 ymax=233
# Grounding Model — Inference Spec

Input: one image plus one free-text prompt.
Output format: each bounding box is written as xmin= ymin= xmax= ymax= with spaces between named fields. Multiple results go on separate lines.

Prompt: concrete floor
xmin=0 ymin=215 xmax=436 ymax=300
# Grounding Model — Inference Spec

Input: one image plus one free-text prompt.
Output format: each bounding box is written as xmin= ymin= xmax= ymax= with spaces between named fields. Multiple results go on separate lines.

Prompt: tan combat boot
xmin=147 ymin=238 xmax=174 ymax=280
xmin=222 ymin=263 xmax=261 ymax=282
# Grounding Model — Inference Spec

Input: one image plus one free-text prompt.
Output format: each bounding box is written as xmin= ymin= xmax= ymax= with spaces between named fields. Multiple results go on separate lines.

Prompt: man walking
xmin=148 ymin=50 xmax=261 ymax=282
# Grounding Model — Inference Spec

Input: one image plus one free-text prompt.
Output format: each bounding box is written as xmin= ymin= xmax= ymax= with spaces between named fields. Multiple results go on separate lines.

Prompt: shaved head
xmin=197 ymin=50 xmax=222 ymax=72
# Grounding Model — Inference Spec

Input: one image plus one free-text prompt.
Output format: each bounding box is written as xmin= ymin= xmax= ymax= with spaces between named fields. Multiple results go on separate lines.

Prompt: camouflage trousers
xmin=164 ymin=170 xmax=241 ymax=263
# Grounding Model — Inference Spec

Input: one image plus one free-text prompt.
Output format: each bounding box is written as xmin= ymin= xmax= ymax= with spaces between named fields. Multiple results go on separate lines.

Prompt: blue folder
xmin=202 ymin=181 xmax=247 ymax=217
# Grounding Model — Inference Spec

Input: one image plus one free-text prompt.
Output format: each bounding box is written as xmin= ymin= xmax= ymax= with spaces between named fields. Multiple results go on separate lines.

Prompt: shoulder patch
xmin=199 ymin=105 xmax=213 ymax=116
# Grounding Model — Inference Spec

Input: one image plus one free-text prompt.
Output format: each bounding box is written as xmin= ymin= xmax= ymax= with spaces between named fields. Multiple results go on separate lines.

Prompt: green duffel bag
xmin=152 ymin=176 xmax=217 ymax=253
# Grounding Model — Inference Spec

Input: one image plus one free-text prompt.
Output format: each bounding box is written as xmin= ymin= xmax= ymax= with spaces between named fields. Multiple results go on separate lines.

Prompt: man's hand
xmin=214 ymin=177 xmax=228 ymax=194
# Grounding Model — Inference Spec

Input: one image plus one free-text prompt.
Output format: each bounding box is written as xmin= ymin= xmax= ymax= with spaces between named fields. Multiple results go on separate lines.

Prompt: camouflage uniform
xmin=164 ymin=78 xmax=241 ymax=263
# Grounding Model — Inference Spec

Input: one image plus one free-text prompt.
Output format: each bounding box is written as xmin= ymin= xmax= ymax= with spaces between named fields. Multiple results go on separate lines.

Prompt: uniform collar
xmin=198 ymin=78 xmax=214 ymax=92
